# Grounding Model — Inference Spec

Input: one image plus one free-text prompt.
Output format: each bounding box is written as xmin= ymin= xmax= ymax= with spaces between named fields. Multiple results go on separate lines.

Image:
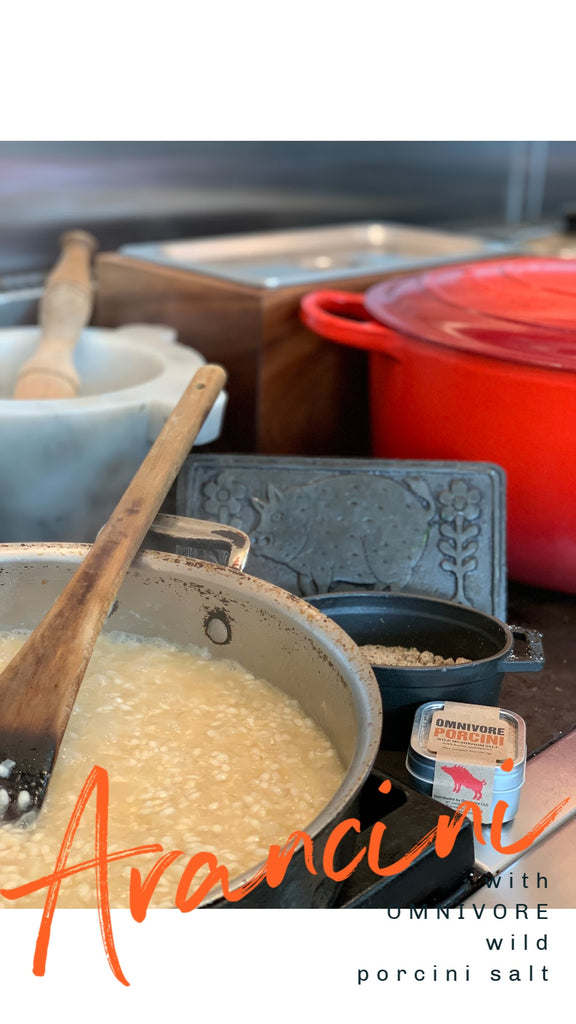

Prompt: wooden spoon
xmin=0 ymin=362 xmax=227 ymax=825
xmin=13 ymin=229 xmax=97 ymax=400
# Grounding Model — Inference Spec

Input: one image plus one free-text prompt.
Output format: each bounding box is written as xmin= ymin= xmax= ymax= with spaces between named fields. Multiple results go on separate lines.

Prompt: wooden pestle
xmin=13 ymin=229 xmax=98 ymax=400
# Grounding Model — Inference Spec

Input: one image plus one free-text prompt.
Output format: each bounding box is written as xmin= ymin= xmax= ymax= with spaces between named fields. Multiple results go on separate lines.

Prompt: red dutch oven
xmin=300 ymin=257 xmax=576 ymax=593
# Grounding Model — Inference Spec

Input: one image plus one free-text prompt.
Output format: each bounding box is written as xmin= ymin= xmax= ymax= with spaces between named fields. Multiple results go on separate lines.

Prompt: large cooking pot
xmin=300 ymin=257 xmax=576 ymax=593
xmin=0 ymin=523 xmax=382 ymax=908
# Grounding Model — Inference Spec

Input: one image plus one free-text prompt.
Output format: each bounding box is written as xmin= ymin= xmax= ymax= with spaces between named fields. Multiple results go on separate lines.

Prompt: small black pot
xmin=307 ymin=592 xmax=544 ymax=751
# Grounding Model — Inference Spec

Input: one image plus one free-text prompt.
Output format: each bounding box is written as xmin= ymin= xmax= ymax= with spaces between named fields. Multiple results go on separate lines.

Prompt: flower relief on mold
xmin=437 ymin=479 xmax=482 ymax=605
xmin=201 ymin=472 xmax=247 ymax=529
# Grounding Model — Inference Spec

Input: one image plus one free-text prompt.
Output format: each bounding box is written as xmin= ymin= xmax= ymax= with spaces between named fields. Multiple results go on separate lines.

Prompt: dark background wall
xmin=1 ymin=141 xmax=575 ymax=278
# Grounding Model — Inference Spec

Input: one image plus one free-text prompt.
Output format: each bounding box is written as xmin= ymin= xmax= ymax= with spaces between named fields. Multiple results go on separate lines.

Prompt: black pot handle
xmin=502 ymin=625 xmax=545 ymax=672
xmin=144 ymin=513 xmax=251 ymax=570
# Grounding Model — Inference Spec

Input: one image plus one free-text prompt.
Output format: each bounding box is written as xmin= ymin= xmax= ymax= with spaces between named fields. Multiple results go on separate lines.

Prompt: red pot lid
xmin=421 ymin=259 xmax=576 ymax=331
xmin=502 ymin=258 xmax=576 ymax=298
xmin=364 ymin=257 xmax=576 ymax=371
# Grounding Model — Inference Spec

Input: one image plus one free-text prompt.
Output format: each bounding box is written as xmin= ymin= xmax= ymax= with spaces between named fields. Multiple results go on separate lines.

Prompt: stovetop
xmin=341 ymin=723 xmax=576 ymax=911
xmin=332 ymin=768 xmax=479 ymax=909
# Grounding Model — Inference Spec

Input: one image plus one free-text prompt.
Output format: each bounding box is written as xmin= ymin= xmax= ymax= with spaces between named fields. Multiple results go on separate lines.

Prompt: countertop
xmin=500 ymin=579 xmax=576 ymax=756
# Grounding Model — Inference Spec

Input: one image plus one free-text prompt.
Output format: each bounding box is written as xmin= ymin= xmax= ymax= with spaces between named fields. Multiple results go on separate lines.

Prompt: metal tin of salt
xmin=406 ymin=700 xmax=527 ymax=824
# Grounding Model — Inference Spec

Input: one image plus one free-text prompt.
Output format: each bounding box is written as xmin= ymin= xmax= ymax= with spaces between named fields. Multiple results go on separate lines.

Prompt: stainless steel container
xmin=406 ymin=700 xmax=527 ymax=824
xmin=121 ymin=221 xmax=505 ymax=288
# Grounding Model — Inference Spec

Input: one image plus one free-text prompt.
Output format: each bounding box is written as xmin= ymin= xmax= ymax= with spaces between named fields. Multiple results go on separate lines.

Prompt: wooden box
xmin=95 ymin=253 xmax=377 ymax=456
xmin=95 ymin=223 xmax=502 ymax=455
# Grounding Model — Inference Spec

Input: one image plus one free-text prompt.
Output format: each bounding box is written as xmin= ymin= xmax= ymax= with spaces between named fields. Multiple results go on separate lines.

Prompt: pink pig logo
xmin=441 ymin=764 xmax=487 ymax=801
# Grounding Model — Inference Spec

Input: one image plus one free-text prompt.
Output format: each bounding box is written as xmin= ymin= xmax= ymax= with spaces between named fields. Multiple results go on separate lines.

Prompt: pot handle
xmin=145 ymin=513 xmax=251 ymax=571
xmin=502 ymin=625 xmax=545 ymax=672
xmin=300 ymin=290 xmax=402 ymax=356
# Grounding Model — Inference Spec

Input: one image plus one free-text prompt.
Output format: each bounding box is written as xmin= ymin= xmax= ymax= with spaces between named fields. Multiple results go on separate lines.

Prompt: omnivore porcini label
xmin=427 ymin=701 xmax=515 ymax=766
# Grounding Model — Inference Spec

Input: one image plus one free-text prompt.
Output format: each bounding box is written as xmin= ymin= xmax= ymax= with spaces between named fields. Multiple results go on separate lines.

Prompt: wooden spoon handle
xmin=13 ymin=229 xmax=98 ymax=400
xmin=82 ymin=363 xmax=227 ymax=605
xmin=0 ymin=363 xmax=227 ymax=741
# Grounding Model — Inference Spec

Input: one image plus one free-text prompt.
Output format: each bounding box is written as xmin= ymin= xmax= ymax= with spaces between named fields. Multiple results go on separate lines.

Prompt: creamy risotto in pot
xmin=0 ymin=630 xmax=344 ymax=909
